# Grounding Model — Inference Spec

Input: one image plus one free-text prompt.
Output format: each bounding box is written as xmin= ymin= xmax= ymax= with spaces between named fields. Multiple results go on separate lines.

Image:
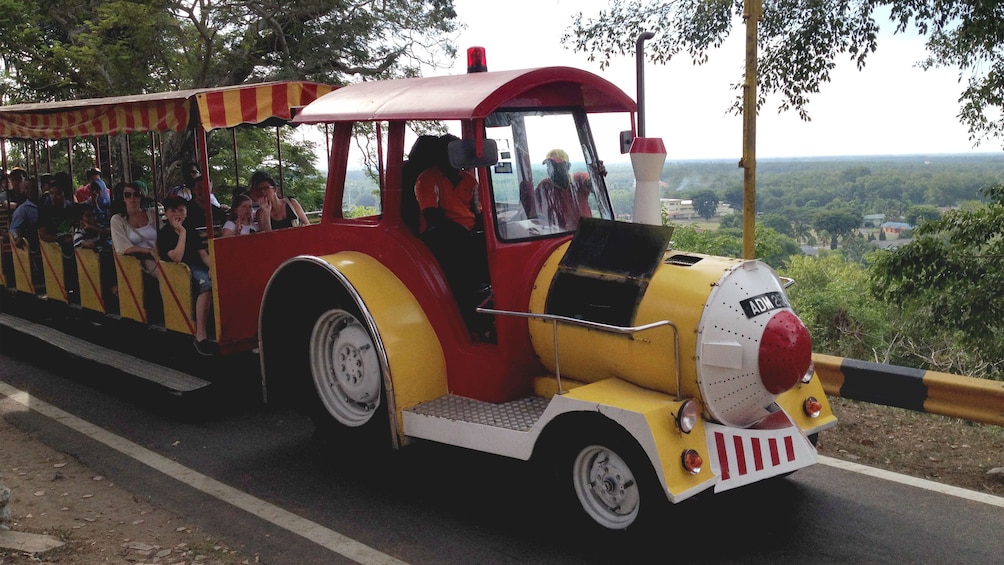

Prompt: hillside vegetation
xmin=630 ymin=153 xmax=1004 ymax=382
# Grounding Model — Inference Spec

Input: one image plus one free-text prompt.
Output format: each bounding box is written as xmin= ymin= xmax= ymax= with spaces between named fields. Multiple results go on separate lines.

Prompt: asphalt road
xmin=1 ymin=327 xmax=1002 ymax=564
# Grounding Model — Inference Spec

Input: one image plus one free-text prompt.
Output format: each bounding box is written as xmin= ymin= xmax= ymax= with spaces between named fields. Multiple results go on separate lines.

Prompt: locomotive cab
xmin=277 ymin=65 xmax=836 ymax=532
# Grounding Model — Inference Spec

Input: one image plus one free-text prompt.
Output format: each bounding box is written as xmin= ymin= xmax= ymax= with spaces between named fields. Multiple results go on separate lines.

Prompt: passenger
xmin=157 ymin=196 xmax=215 ymax=355
xmin=249 ymin=170 xmax=309 ymax=231
xmin=38 ymin=172 xmax=76 ymax=244
xmin=38 ymin=173 xmax=54 ymax=207
xmin=221 ymin=193 xmax=256 ymax=237
xmin=74 ymin=168 xmax=111 ymax=219
xmin=110 ymin=181 xmax=159 ymax=276
xmin=183 ymin=169 xmax=227 ymax=232
xmin=9 ymin=175 xmax=40 ymax=250
xmin=73 ymin=206 xmax=112 ymax=251
xmin=72 ymin=203 xmax=117 ymax=306
xmin=0 ymin=170 xmax=10 ymax=209
xmin=534 ymin=149 xmax=591 ymax=231
xmin=170 ymin=160 xmax=223 ymax=208
xmin=5 ymin=167 xmax=28 ymax=208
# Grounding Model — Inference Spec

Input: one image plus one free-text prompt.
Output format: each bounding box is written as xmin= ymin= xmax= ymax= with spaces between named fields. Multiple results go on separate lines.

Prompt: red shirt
xmin=415 ymin=167 xmax=477 ymax=231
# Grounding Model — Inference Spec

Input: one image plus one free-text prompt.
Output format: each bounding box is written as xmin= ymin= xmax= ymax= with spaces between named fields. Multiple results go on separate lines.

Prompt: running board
xmin=402 ymin=394 xmax=549 ymax=460
xmin=0 ymin=313 xmax=210 ymax=394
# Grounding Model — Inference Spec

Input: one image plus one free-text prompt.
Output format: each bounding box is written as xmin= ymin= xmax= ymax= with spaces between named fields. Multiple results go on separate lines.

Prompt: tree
xmin=783 ymin=253 xmax=891 ymax=362
xmin=0 ymin=1 xmax=461 ymax=101
xmin=564 ymin=1 xmax=1004 ymax=146
xmin=870 ymin=184 xmax=1004 ymax=378
xmin=904 ymin=204 xmax=942 ymax=226
xmin=690 ymin=189 xmax=719 ymax=220
xmin=811 ymin=208 xmax=861 ymax=243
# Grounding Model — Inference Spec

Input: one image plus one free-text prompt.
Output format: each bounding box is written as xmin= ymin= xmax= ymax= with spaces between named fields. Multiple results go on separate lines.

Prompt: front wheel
xmin=555 ymin=424 xmax=664 ymax=532
xmin=308 ymin=308 xmax=386 ymax=431
xmin=572 ymin=444 xmax=642 ymax=529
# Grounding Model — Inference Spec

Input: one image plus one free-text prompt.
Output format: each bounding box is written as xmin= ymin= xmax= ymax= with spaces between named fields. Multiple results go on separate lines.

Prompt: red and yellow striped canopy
xmin=0 ymin=81 xmax=337 ymax=140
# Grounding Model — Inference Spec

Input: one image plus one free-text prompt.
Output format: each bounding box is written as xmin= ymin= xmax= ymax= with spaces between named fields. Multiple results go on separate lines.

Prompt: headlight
xmin=801 ymin=360 xmax=815 ymax=384
xmin=676 ymin=399 xmax=700 ymax=434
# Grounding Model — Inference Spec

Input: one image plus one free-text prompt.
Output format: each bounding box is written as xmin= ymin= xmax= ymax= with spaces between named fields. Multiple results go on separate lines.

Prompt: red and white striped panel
xmin=705 ymin=414 xmax=817 ymax=492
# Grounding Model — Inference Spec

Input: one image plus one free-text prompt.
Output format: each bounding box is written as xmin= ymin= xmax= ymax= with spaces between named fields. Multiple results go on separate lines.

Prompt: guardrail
xmin=812 ymin=353 xmax=1004 ymax=427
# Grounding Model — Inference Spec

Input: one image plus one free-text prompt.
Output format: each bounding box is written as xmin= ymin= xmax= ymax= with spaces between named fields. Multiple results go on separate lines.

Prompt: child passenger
xmin=221 ymin=193 xmax=256 ymax=237
xmin=157 ymin=195 xmax=215 ymax=356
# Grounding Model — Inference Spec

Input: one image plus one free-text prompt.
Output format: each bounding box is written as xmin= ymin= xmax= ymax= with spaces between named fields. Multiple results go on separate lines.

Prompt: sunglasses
xmin=122 ymin=191 xmax=141 ymax=198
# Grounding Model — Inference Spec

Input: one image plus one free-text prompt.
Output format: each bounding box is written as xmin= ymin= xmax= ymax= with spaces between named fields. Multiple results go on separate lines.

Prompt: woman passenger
xmin=221 ymin=193 xmax=256 ymax=237
xmin=249 ymin=170 xmax=309 ymax=232
xmin=110 ymin=181 xmax=159 ymax=275
xmin=110 ymin=181 xmax=162 ymax=321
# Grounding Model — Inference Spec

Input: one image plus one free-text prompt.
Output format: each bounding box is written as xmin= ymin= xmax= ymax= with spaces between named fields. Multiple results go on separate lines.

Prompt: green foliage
xmin=904 ymin=204 xmax=942 ymax=226
xmin=565 ymin=1 xmax=1004 ymax=146
xmin=690 ymin=189 xmax=719 ymax=220
xmin=812 ymin=208 xmax=862 ymax=240
xmin=0 ymin=1 xmax=461 ymax=101
xmin=870 ymin=186 xmax=1004 ymax=376
xmin=669 ymin=223 xmax=801 ymax=269
xmin=783 ymin=254 xmax=891 ymax=361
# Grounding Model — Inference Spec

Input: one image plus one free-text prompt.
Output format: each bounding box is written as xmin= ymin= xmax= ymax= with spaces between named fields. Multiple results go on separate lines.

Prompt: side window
xmin=487 ymin=111 xmax=610 ymax=241
xmin=343 ymin=122 xmax=384 ymax=219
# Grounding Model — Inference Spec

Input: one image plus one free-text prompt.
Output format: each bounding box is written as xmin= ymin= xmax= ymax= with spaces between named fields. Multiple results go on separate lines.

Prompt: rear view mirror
xmin=620 ymin=130 xmax=634 ymax=154
xmin=448 ymin=139 xmax=499 ymax=168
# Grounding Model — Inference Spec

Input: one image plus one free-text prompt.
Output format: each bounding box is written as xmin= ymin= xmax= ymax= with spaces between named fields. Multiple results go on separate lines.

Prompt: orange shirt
xmin=415 ymin=167 xmax=477 ymax=231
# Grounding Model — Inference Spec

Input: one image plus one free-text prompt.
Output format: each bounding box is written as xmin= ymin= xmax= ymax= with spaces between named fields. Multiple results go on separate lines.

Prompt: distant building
xmin=880 ymin=221 xmax=912 ymax=235
xmin=660 ymin=198 xmax=731 ymax=220
xmin=863 ymin=214 xmax=886 ymax=228
xmin=661 ymin=198 xmax=695 ymax=220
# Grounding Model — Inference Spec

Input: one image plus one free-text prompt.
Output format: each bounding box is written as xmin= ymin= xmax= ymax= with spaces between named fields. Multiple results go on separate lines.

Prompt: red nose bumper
xmin=758 ymin=310 xmax=812 ymax=394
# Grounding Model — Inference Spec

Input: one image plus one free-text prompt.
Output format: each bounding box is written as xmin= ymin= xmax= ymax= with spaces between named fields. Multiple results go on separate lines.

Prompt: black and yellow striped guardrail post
xmin=812 ymin=353 xmax=1004 ymax=427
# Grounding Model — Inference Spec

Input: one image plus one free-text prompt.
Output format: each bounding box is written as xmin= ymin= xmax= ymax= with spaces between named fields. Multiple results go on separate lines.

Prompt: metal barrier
xmin=812 ymin=353 xmax=1004 ymax=427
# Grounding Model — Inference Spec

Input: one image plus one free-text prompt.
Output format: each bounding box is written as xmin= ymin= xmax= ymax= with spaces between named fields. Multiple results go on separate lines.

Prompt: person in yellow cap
xmin=534 ymin=148 xmax=592 ymax=230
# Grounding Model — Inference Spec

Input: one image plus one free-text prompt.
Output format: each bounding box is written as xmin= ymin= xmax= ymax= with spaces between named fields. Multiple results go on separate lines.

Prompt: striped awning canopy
xmin=0 ymin=81 xmax=337 ymax=140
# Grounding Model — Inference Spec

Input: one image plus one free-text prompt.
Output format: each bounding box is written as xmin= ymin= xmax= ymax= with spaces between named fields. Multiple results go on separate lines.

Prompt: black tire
xmin=301 ymin=304 xmax=391 ymax=450
xmin=551 ymin=420 xmax=666 ymax=533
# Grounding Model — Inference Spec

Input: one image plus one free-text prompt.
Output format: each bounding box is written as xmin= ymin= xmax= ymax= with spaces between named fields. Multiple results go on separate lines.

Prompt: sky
xmin=440 ymin=0 xmax=996 ymax=161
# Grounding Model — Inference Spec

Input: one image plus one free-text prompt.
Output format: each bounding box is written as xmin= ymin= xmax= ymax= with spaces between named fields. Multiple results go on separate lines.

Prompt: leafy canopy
xmin=564 ymin=1 xmax=1004 ymax=145
xmin=0 ymin=0 xmax=461 ymax=100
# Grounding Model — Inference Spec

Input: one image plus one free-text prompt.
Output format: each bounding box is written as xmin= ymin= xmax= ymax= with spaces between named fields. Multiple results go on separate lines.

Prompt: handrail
xmin=477 ymin=307 xmax=681 ymax=397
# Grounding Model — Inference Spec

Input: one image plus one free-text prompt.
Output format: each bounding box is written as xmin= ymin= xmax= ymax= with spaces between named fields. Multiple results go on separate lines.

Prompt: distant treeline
xmin=604 ymin=153 xmax=1004 ymax=219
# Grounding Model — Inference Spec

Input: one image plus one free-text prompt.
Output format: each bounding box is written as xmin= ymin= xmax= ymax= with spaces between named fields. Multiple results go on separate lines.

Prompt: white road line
xmin=0 ymin=381 xmax=408 ymax=565
xmin=819 ymin=455 xmax=1004 ymax=508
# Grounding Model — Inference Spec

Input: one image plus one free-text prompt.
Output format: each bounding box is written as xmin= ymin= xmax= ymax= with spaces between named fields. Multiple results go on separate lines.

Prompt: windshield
xmin=486 ymin=110 xmax=614 ymax=241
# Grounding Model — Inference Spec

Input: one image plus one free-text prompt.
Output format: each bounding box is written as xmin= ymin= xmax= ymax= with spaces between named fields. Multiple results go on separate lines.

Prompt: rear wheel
xmin=303 ymin=307 xmax=390 ymax=449
xmin=309 ymin=308 xmax=382 ymax=427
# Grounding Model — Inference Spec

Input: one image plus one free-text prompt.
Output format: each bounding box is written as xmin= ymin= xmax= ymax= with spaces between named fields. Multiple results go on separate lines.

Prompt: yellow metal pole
xmin=740 ymin=1 xmax=762 ymax=259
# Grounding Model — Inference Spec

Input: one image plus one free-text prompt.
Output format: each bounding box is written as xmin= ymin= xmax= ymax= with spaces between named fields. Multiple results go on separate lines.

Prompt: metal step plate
xmin=406 ymin=395 xmax=549 ymax=432
xmin=0 ymin=312 xmax=210 ymax=394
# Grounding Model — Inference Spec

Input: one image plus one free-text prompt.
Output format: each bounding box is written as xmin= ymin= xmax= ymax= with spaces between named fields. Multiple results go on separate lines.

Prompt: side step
xmin=403 ymin=395 xmax=549 ymax=459
xmin=0 ymin=312 xmax=210 ymax=394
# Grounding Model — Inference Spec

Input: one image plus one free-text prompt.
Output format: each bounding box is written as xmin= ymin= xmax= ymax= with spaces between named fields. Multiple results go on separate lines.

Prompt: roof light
xmin=467 ymin=47 xmax=487 ymax=73
xmin=803 ymin=397 xmax=823 ymax=418
xmin=676 ymin=399 xmax=700 ymax=434
xmin=681 ymin=449 xmax=703 ymax=475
